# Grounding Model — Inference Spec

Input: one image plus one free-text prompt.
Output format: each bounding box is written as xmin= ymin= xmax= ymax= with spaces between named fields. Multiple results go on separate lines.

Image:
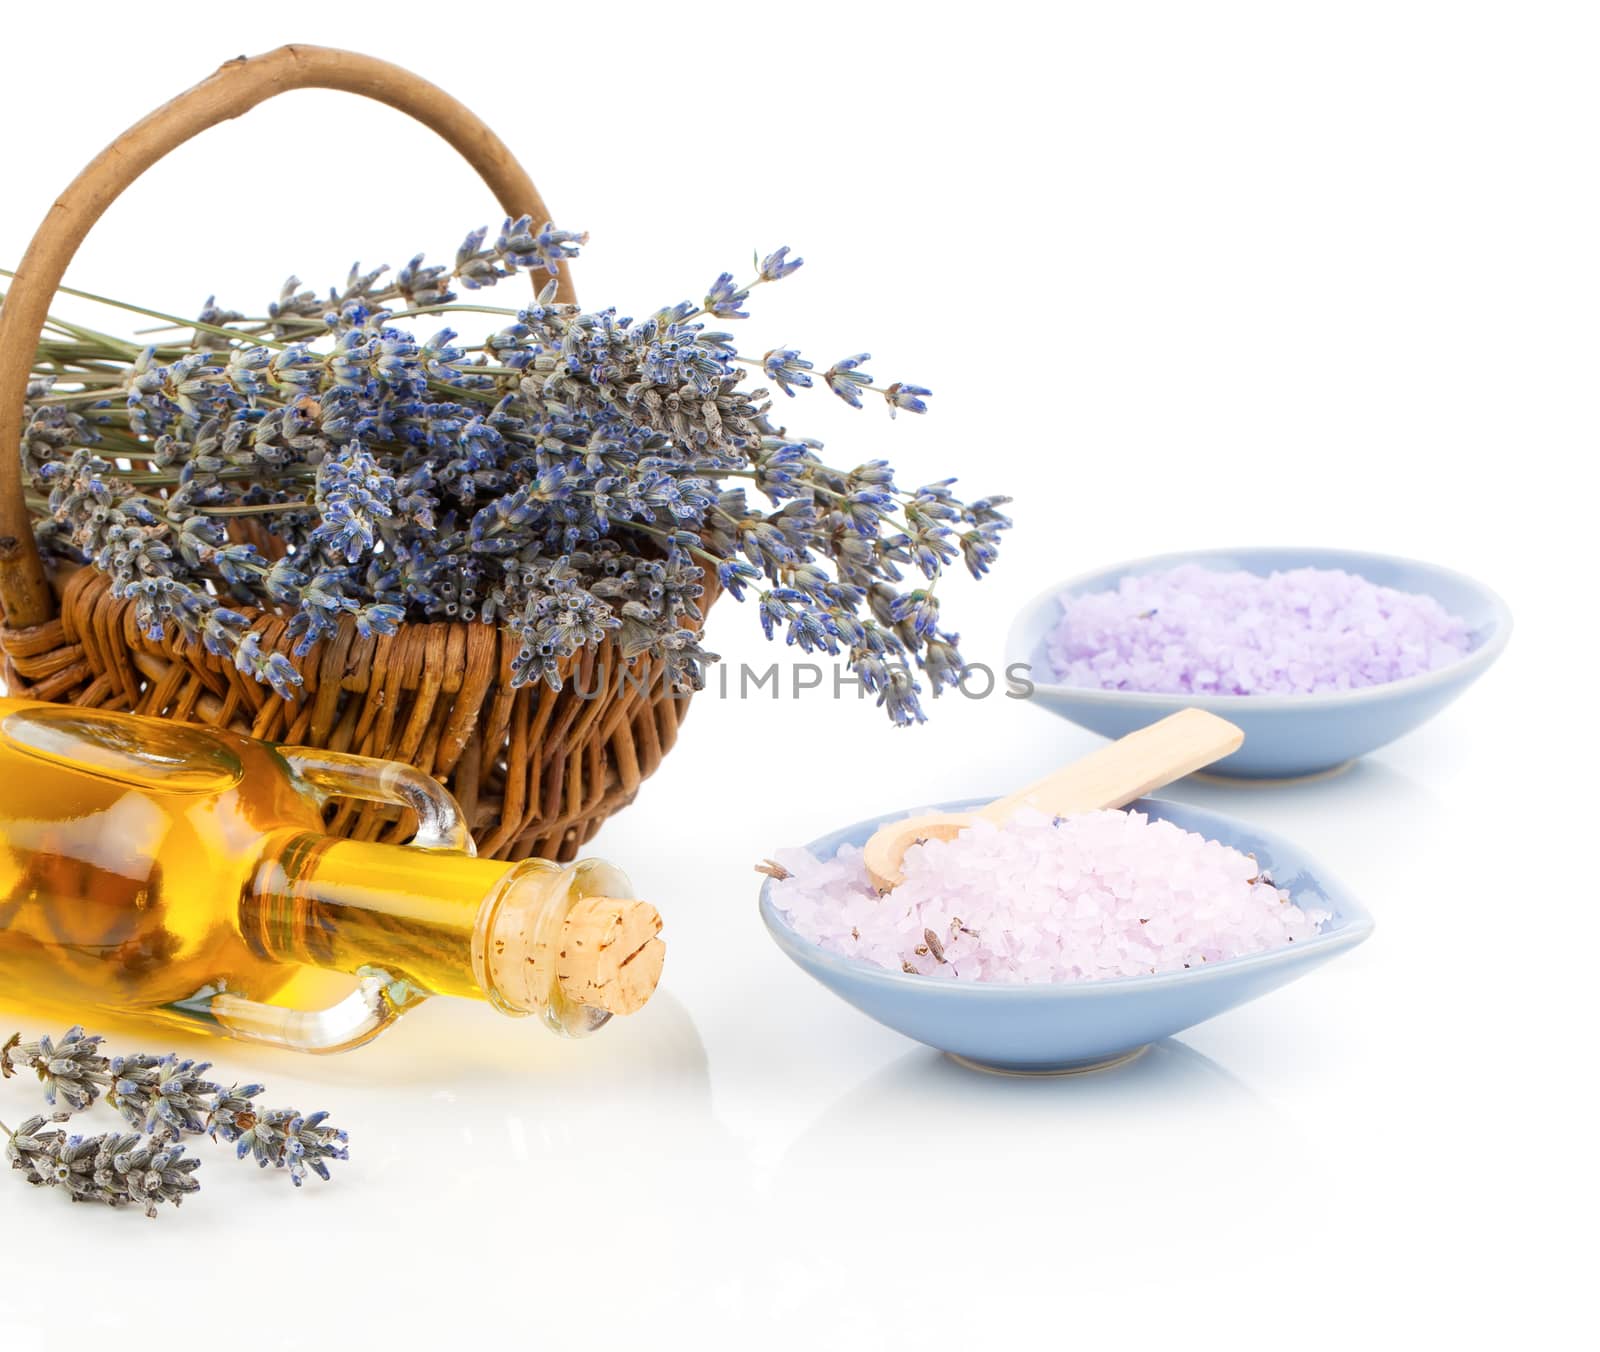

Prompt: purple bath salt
xmin=1046 ymin=563 xmax=1472 ymax=696
xmin=768 ymin=809 xmax=1327 ymax=983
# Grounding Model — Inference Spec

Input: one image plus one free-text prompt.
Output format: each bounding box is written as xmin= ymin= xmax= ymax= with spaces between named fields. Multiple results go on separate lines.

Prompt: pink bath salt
xmin=768 ymin=808 xmax=1328 ymax=983
xmin=1046 ymin=563 xmax=1473 ymax=695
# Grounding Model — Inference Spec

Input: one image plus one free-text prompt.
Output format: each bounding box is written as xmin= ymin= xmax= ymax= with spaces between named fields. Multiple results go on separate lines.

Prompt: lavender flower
xmin=825 ymin=352 xmax=874 ymax=408
xmin=307 ymin=443 xmax=394 ymax=564
xmin=758 ymin=246 xmax=804 ymax=281
xmin=107 ymin=1053 xmax=219 ymax=1138
xmin=275 ymin=1110 xmax=349 ymax=1186
xmin=705 ymin=272 xmax=751 ymax=319
xmin=885 ymin=381 xmax=931 ymax=417
xmin=1 ymin=1027 xmax=111 ymax=1111
xmin=762 ymin=347 xmax=814 ymax=397
xmin=205 ymin=1081 xmax=266 ymax=1144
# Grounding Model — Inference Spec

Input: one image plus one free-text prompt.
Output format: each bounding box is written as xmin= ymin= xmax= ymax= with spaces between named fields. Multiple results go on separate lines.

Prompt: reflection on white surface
xmin=777 ymin=1038 xmax=1275 ymax=1194
xmin=790 ymin=1038 xmax=1266 ymax=1148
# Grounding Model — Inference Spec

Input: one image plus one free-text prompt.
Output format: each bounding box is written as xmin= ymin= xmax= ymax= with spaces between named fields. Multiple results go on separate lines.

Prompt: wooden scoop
xmin=862 ymin=709 xmax=1245 ymax=892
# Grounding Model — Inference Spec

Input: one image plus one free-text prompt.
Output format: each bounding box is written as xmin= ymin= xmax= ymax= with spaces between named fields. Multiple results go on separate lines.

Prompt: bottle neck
xmin=241 ymin=835 xmax=662 ymax=1035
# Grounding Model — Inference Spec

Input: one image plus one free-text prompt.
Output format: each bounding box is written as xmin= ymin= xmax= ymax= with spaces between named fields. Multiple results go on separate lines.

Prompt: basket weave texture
xmin=0 ymin=46 xmax=713 ymax=861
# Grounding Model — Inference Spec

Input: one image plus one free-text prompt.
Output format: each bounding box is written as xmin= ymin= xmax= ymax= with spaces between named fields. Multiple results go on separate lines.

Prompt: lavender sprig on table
xmin=2 ymin=1113 xmax=201 ymax=1218
xmin=13 ymin=224 xmax=1010 ymax=724
xmin=3 ymin=1027 xmax=349 ymax=1212
xmin=218 ymin=1097 xmax=350 ymax=1186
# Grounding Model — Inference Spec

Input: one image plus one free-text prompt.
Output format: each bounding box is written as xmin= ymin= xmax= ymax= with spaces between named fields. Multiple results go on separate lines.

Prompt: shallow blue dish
xmin=1005 ymin=546 xmax=1512 ymax=779
xmin=759 ymin=797 xmax=1374 ymax=1075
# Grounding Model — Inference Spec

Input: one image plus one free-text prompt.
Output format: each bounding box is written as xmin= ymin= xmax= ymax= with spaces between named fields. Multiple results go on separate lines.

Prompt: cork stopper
xmin=471 ymin=857 xmax=664 ymax=1034
xmin=554 ymin=896 xmax=665 ymax=1015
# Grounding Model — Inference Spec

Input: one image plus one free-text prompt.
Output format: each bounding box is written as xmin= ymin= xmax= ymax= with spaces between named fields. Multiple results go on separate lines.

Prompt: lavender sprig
xmin=3 ymin=1114 xmax=200 ymax=1218
xmin=208 ymin=1083 xmax=349 ymax=1186
xmin=5 ymin=1029 xmax=348 ymax=1204
xmin=217 ymin=1100 xmax=348 ymax=1184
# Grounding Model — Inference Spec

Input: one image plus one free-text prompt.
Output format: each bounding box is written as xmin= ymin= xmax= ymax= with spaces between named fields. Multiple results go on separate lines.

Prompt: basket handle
xmin=0 ymin=44 xmax=574 ymax=631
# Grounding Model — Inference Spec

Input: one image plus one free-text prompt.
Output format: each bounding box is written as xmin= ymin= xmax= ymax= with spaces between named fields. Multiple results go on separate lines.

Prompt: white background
xmin=0 ymin=3 xmax=1594 ymax=1347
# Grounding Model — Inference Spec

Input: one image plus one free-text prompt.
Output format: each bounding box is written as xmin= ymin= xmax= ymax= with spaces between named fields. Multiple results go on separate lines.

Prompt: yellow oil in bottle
xmin=0 ymin=697 xmax=664 ymax=1051
xmin=246 ymin=835 xmax=498 ymax=1003
xmin=0 ymin=701 xmax=319 ymax=1014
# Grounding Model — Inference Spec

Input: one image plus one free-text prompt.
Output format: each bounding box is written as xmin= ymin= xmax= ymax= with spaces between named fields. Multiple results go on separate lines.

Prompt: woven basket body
xmin=0 ymin=46 xmax=712 ymax=861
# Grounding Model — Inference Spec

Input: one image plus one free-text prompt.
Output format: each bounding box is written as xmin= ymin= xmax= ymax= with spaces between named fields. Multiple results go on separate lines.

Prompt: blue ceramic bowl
xmin=759 ymin=797 xmax=1374 ymax=1075
xmin=1005 ymin=546 xmax=1512 ymax=779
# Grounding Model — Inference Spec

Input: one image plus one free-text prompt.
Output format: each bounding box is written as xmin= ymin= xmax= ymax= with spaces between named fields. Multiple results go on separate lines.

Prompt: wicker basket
xmin=0 ymin=46 xmax=714 ymax=862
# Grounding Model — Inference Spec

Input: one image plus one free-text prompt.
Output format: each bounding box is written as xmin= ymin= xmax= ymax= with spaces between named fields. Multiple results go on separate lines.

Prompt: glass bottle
xmin=0 ymin=696 xmax=665 ymax=1052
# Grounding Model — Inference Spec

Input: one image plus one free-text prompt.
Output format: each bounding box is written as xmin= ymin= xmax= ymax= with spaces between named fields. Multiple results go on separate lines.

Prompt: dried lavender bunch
xmin=3 ymin=1113 xmax=200 ymax=1218
xmin=13 ymin=224 xmax=1010 ymax=724
xmin=5 ymin=1028 xmax=347 ymax=1192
